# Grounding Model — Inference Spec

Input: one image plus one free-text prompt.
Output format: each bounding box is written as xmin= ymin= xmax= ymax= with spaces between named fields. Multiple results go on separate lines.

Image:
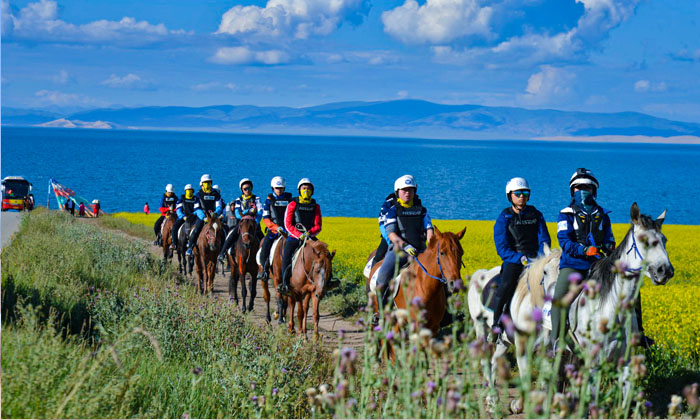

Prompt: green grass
xmin=1 ymin=210 xmax=333 ymax=418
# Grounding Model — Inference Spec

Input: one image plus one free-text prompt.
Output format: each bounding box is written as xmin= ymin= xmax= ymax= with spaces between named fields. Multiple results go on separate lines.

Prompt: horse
xmin=367 ymin=226 xmax=465 ymax=335
xmin=193 ymin=213 xmax=224 ymax=295
xmin=176 ymin=217 xmax=195 ymax=276
xmin=263 ymin=235 xmax=287 ymax=324
xmin=160 ymin=208 xmax=177 ymax=265
xmin=468 ymin=203 xmax=673 ymax=411
xmin=272 ymin=236 xmax=336 ymax=337
xmin=228 ymin=216 xmax=260 ymax=312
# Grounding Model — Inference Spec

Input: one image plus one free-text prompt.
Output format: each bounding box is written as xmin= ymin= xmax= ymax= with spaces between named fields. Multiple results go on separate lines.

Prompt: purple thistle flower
xmin=386 ymin=331 xmax=395 ymax=340
xmin=502 ymin=315 xmax=516 ymax=337
xmin=411 ymin=296 xmax=424 ymax=307
xmin=568 ymin=272 xmax=582 ymax=284
xmin=427 ymin=381 xmax=436 ymax=394
xmin=532 ymin=307 xmax=543 ymax=323
xmin=281 ymin=367 xmax=288 ymax=374
xmin=272 ymin=388 xmax=278 ymax=396
xmin=374 ymin=325 xmax=382 ymax=332
xmin=192 ymin=366 xmax=202 ymax=375
xmin=251 ymin=395 xmax=258 ymax=403
xmin=644 ymin=401 xmax=653 ymax=409
xmin=453 ymin=278 xmax=465 ymax=292
xmin=436 ymin=397 xmax=443 ymax=406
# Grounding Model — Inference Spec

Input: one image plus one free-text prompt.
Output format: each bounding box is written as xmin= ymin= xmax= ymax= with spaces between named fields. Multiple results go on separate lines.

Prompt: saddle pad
xmin=363 ymin=259 xmax=374 ymax=279
xmin=480 ymin=275 xmax=501 ymax=312
xmin=291 ymin=242 xmax=304 ymax=271
xmin=255 ymin=236 xmax=283 ymax=266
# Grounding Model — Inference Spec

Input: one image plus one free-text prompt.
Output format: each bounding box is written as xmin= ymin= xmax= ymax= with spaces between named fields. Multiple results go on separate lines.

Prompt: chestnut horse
xmin=367 ymin=226 xmax=465 ymax=335
xmin=271 ymin=237 xmax=336 ymax=337
xmin=228 ymin=216 xmax=260 ymax=312
xmin=193 ymin=213 xmax=224 ymax=294
xmin=161 ymin=209 xmax=177 ymax=265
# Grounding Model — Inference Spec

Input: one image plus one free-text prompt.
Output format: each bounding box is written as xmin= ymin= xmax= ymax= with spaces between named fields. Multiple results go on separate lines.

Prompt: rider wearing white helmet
xmin=278 ymin=178 xmax=323 ymax=295
xmin=372 ymin=175 xmax=434 ymax=325
xmin=489 ymin=177 xmax=551 ymax=341
xmin=153 ymin=183 xmax=178 ymax=246
xmin=257 ymin=176 xmax=293 ymax=280
xmin=551 ymin=168 xmax=616 ymax=347
xmin=186 ymin=174 xmax=223 ymax=255
xmin=171 ymin=184 xmax=197 ymax=249
xmin=217 ymin=178 xmax=264 ymax=263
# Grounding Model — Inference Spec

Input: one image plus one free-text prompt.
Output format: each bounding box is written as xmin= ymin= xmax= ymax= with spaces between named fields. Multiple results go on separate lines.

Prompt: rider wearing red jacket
xmin=278 ymin=178 xmax=322 ymax=295
xmin=154 ymin=184 xmax=178 ymax=246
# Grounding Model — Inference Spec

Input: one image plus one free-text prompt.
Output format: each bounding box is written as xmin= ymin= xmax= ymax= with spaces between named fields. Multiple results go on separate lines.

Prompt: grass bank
xmin=1 ymin=210 xmax=333 ymax=418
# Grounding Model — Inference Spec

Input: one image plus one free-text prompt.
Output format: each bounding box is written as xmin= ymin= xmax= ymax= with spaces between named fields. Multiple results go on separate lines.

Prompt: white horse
xmin=468 ymin=203 xmax=673 ymax=410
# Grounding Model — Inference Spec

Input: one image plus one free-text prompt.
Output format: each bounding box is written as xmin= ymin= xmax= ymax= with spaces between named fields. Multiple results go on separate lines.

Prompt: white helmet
xmin=569 ymin=168 xmax=599 ymax=196
xmin=239 ymin=178 xmax=253 ymax=190
xmin=297 ymin=178 xmax=314 ymax=191
xmin=212 ymin=184 xmax=220 ymax=192
xmin=200 ymin=174 xmax=212 ymax=185
xmin=184 ymin=184 xmax=193 ymax=191
xmin=394 ymin=175 xmax=417 ymax=192
xmin=165 ymin=184 xmax=174 ymax=193
xmin=505 ymin=177 xmax=530 ymax=201
xmin=270 ymin=176 xmax=286 ymax=189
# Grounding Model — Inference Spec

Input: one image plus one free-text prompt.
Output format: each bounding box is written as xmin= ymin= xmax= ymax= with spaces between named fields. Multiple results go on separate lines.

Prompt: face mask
xmin=185 ymin=190 xmax=194 ymax=199
xmin=397 ymin=198 xmax=413 ymax=208
xmin=300 ymin=189 xmax=313 ymax=200
xmin=202 ymin=182 xmax=212 ymax=193
xmin=574 ymin=190 xmax=595 ymax=212
xmin=243 ymin=194 xmax=252 ymax=200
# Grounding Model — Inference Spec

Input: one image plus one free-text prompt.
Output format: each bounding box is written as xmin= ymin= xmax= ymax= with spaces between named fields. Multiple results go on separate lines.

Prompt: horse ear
xmin=331 ymin=250 xmax=336 ymax=260
xmin=456 ymin=227 xmax=466 ymax=240
xmin=630 ymin=202 xmax=640 ymax=224
xmin=433 ymin=225 xmax=442 ymax=237
xmin=656 ymin=209 xmax=667 ymax=228
xmin=543 ymin=242 xmax=551 ymax=256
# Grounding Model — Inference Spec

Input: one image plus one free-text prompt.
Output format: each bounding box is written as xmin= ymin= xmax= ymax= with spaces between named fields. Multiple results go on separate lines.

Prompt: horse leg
xmin=485 ymin=341 xmax=509 ymax=412
xmin=288 ymin=297 xmax=296 ymax=334
xmin=262 ymin=277 xmax=271 ymax=323
xmin=300 ymin=293 xmax=311 ymax=339
xmin=312 ymin=294 xmax=321 ymax=339
xmin=247 ymin=269 xmax=257 ymax=312
xmin=231 ymin=267 xmax=239 ymax=306
xmin=195 ymin=256 xmax=204 ymax=294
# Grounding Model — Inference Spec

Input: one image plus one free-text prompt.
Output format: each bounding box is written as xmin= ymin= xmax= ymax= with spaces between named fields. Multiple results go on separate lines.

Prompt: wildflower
xmin=453 ymin=278 xmax=465 ymax=292
xmin=411 ymin=296 xmax=424 ymax=308
xmin=568 ymin=272 xmax=582 ymax=284
xmin=339 ymin=347 xmax=358 ymax=376
xmin=501 ymin=314 xmax=515 ymax=336
xmin=531 ymin=307 xmax=543 ymax=324
xmin=251 ymin=395 xmax=258 ymax=403
xmin=386 ymin=331 xmax=395 ymax=341
xmin=356 ymin=318 xmax=364 ymax=327
xmin=336 ymin=379 xmax=349 ymax=398
xmin=281 ymin=367 xmax=288 ymax=374
xmin=436 ymin=397 xmax=443 ymax=406
xmin=250 ymin=382 xmax=256 ymax=390
xmin=272 ymin=388 xmax=278 ymax=396
xmin=192 ymin=366 xmax=202 ymax=375
xmin=446 ymin=390 xmax=461 ymax=413
xmin=412 ymin=390 xmax=424 ymax=399
xmin=419 ymin=328 xmax=432 ymax=348
xmin=347 ymin=398 xmax=357 ymax=409
xmin=683 ymin=383 xmax=699 ymax=411
xmin=182 ymin=413 xmax=190 ymax=419
xmin=373 ymin=325 xmax=382 ymax=332
xmin=668 ymin=394 xmax=682 ymax=417
xmin=394 ymin=308 xmax=410 ymax=327
xmin=338 ymin=329 xmax=345 ymax=339
xmin=426 ymin=380 xmax=436 ymax=394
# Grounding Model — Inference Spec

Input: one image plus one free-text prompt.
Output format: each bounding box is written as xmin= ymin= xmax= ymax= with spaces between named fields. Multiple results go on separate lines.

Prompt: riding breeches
xmin=171 ymin=218 xmax=185 ymax=246
xmin=259 ymin=233 xmax=277 ymax=271
xmin=281 ymin=237 xmax=302 ymax=286
xmin=550 ymin=267 xmax=587 ymax=343
xmin=154 ymin=215 xmax=165 ymax=237
xmin=371 ymin=236 xmax=389 ymax=267
xmin=375 ymin=247 xmax=409 ymax=301
xmin=188 ymin=218 xmax=205 ymax=249
xmin=491 ymin=262 xmax=525 ymax=328
xmin=220 ymin=228 xmax=239 ymax=256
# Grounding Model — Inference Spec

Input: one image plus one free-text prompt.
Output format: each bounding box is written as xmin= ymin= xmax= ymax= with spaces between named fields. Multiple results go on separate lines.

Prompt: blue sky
xmin=2 ymin=0 xmax=699 ymax=122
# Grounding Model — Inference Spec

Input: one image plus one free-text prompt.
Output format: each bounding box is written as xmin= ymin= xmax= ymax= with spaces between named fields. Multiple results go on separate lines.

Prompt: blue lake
xmin=1 ymin=126 xmax=697 ymax=224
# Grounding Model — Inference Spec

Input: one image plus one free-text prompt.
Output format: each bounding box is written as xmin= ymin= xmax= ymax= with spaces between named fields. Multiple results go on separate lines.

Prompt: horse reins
xmin=413 ymin=242 xmax=447 ymax=284
xmin=625 ymin=232 xmax=644 ymax=272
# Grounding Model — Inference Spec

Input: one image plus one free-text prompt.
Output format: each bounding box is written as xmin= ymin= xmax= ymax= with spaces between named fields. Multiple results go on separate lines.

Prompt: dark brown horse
xmin=228 ymin=216 xmax=260 ymax=312
xmin=176 ymin=217 xmax=194 ymax=275
xmin=272 ymin=237 xmax=336 ymax=337
xmin=193 ymin=213 xmax=224 ymax=295
xmin=161 ymin=208 xmax=177 ymax=265
xmin=367 ymin=226 xmax=465 ymax=335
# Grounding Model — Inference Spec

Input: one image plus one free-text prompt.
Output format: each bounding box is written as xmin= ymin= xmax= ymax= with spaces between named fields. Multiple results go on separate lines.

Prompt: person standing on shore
xmin=144 ymin=202 xmax=150 ymax=214
xmin=92 ymin=200 xmax=101 ymax=217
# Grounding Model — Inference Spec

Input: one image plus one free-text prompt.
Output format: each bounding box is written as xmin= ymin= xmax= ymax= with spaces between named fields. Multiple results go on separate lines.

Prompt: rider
xmin=217 ymin=178 xmax=263 ymax=263
xmin=257 ymin=176 xmax=293 ymax=280
xmin=213 ymin=185 xmax=228 ymax=236
xmin=372 ymin=175 xmax=434 ymax=325
xmin=551 ymin=168 xmax=615 ymax=347
xmin=490 ymin=177 xmax=551 ymax=341
xmin=153 ymin=184 xmax=178 ymax=246
xmin=277 ymin=178 xmax=322 ymax=295
xmin=186 ymin=174 xmax=223 ymax=256
xmin=171 ymin=184 xmax=197 ymax=250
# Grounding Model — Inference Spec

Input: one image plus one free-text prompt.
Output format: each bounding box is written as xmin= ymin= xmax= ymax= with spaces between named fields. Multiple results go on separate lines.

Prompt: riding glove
xmin=585 ymin=246 xmax=600 ymax=257
xmin=403 ymin=244 xmax=418 ymax=256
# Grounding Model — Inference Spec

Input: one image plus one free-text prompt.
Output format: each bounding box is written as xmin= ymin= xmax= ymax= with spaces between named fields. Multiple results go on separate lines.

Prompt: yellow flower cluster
xmin=113 ymin=212 xmax=699 ymax=359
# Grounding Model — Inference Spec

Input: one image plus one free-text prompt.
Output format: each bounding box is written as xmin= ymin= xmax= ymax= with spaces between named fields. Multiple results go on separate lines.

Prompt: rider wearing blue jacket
xmin=171 ymin=184 xmax=197 ymax=249
xmin=551 ymin=168 xmax=615 ymax=344
xmin=373 ymin=175 xmax=434 ymax=325
xmin=369 ymin=193 xmax=398 ymax=268
xmin=217 ymin=178 xmax=264 ymax=262
xmin=186 ymin=174 xmax=222 ymax=256
xmin=490 ymin=177 xmax=551 ymax=340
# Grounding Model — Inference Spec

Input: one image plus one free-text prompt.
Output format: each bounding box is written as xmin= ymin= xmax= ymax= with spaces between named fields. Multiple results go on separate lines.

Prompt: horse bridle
xmin=414 ymin=242 xmax=448 ymax=284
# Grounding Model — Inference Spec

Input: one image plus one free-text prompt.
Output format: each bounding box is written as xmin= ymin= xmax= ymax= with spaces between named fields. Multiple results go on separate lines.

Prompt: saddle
xmin=480 ymin=274 xmax=501 ymax=312
xmin=368 ymin=260 xmax=412 ymax=303
xmin=255 ymin=236 xmax=283 ymax=266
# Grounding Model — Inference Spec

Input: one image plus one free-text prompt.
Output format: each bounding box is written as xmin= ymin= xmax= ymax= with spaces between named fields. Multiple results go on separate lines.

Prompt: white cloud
xmin=189 ymin=81 xmax=274 ymax=94
xmin=34 ymin=89 xmax=98 ymax=106
xmin=382 ymin=0 xmax=493 ymax=44
xmin=211 ymin=46 xmax=290 ymax=65
xmin=3 ymin=0 xmax=189 ymax=44
xmin=518 ymin=65 xmax=576 ymax=105
xmin=100 ymin=73 xmax=153 ymax=89
xmin=397 ymin=90 xmax=409 ymax=99
xmin=634 ymin=79 xmax=667 ymax=93
xmin=52 ymin=69 xmax=70 ymax=84
xmin=216 ymin=0 xmax=369 ymax=40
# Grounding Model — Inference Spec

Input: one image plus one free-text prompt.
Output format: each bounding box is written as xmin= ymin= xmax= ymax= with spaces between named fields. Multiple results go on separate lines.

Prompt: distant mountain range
xmin=3 ymin=100 xmax=700 ymax=140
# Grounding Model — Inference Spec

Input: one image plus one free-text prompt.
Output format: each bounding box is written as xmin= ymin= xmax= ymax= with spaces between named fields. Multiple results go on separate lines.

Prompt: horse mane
xmin=309 ymin=239 xmax=330 ymax=255
xmin=515 ymin=248 xmax=561 ymax=309
xmin=587 ymin=213 xmax=658 ymax=302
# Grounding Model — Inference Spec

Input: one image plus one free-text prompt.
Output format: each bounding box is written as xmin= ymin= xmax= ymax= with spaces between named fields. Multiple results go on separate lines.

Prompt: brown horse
xmin=367 ymin=226 xmax=465 ymax=335
xmin=271 ymin=237 xmax=336 ymax=337
xmin=193 ymin=213 xmax=224 ymax=294
xmin=161 ymin=209 xmax=177 ymax=265
xmin=262 ymin=235 xmax=286 ymax=324
xmin=228 ymin=216 xmax=260 ymax=312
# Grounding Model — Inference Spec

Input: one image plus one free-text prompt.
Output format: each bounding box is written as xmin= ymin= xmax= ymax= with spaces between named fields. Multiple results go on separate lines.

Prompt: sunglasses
xmin=242 ymin=186 xmax=251 ymax=191
xmin=512 ymin=190 xmax=531 ymax=198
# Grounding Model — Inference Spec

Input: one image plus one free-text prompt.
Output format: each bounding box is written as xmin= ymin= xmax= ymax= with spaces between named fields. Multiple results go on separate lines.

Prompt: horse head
xmin=307 ymin=241 xmax=336 ymax=299
xmin=205 ymin=213 xmax=222 ymax=252
xmin=428 ymin=226 xmax=466 ymax=294
xmin=238 ymin=216 xmax=257 ymax=250
xmin=629 ymin=202 xmax=674 ymax=285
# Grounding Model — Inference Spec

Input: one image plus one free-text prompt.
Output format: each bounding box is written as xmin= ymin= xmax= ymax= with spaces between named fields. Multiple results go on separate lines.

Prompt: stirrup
xmin=371 ymin=312 xmax=380 ymax=327
xmin=277 ymin=282 xmax=290 ymax=295
xmin=217 ymin=253 xmax=225 ymax=263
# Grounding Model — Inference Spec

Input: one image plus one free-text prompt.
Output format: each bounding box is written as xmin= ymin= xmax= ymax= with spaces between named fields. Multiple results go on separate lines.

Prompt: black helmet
xmin=569 ymin=168 xmax=599 ymax=197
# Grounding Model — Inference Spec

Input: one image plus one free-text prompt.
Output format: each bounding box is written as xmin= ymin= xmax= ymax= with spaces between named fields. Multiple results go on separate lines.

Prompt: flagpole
xmin=47 ymin=178 xmax=52 ymax=209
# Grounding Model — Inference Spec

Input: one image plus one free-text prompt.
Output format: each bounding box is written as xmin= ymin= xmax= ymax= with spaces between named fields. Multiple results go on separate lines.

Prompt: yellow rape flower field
xmin=114 ymin=212 xmax=700 ymax=361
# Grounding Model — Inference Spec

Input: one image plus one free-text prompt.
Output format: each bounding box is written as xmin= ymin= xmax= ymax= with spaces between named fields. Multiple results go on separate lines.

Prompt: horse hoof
xmin=247 ymin=304 xmax=254 ymax=312
xmin=510 ymin=398 xmax=523 ymax=414
xmin=240 ymin=305 xmax=247 ymax=313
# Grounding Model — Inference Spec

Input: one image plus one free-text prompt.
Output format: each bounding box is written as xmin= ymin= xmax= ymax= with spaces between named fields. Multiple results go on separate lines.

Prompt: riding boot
xmin=277 ymin=265 xmax=291 ymax=295
xmin=257 ymin=261 xmax=269 ymax=280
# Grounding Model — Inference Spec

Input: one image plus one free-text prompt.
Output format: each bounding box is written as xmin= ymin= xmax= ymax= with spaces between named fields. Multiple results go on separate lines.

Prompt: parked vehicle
xmin=2 ymin=176 xmax=33 ymax=211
